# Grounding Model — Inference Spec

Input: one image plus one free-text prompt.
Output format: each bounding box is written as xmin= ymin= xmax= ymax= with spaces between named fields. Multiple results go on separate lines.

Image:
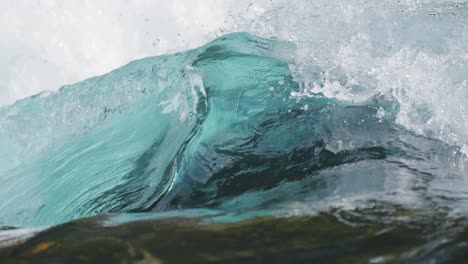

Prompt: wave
xmin=0 ymin=32 xmax=466 ymax=228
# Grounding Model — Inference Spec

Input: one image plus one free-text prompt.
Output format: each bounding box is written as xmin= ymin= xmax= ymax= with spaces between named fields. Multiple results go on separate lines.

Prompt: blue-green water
xmin=0 ymin=32 xmax=466 ymax=229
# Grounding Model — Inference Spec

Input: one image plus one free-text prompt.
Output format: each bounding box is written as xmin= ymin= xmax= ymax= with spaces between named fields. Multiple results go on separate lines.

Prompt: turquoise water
xmin=0 ymin=32 xmax=466 ymax=228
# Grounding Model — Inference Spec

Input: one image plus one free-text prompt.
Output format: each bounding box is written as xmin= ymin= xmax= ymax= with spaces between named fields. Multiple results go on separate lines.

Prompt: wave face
xmin=0 ymin=33 xmax=296 ymax=226
xmin=0 ymin=31 xmax=467 ymax=227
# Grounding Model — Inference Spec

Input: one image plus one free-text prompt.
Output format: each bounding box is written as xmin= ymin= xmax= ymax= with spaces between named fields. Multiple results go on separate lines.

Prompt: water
xmin=0 ymin=31 xmax=466 ymax=227
xmin=0 ymin=0 xmax=468 ymax=262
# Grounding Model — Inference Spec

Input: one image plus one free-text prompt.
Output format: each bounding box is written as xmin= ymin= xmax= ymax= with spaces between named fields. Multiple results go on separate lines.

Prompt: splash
xmin=227 ymin=0 xmax=468 ymax=156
